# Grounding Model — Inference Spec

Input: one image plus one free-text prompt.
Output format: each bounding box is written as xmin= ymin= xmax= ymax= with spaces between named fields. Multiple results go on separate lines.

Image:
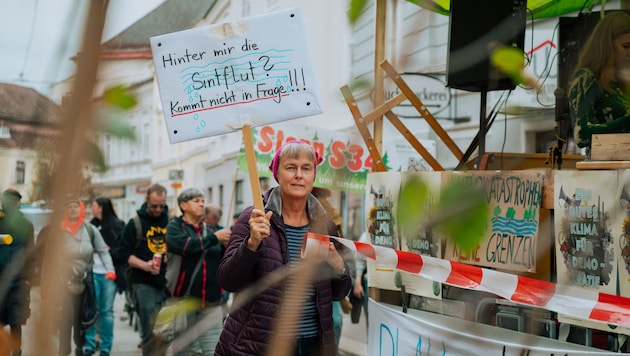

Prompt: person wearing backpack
xmin=44 ymin=198 xmax=115 ymax=356
xmin=0 ymin=189 xmax=35 ymax=356
xmin=116 ymin=183 xmax=169 ymax=356
xmin=165 ymin=188 xmax=227 ymax=355
xmin=83 ymin=197 xmax=125 ymax=356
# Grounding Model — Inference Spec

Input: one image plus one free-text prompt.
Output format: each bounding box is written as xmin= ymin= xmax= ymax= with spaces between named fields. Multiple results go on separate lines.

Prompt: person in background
xmin=568 ymin=11 xmax=630 ymax=158
xmin=230 ymin=212 xmax=241 ymax=230
xmin=351 ymin=231 xmax=369 ymax=328
xmin=116 ymin=184 xmax=169 ymax=356
xmin=203 ymin=203 xmax=231 ymax=319
xmin=311 ymin=187 xmax=354 ymax=348
xmin=83 ymin=197 xmax=126 ymax=356
xmin=166 ymin=189 xmax=227 ymax=354
xmin=47 ymin=198 xmax=115 ymax=356
xmin=0 ymin=189 xmax=35 ymax=356
xmin=203 ymin=203 xmax=232 ymax=246
xmin=215 ymin=140 xmax=352 ymax=356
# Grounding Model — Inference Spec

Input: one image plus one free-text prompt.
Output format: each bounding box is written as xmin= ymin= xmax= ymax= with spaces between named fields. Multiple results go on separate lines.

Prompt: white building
xmin=50 ymin=0 xmax=603 ymax=229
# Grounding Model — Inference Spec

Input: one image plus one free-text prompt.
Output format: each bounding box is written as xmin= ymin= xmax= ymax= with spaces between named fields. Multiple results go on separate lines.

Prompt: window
xmin=219 ymin=184 xmax=224 ymax=207
xmin=207 ymin=187 xmax=213 ymax=203
xmin=235 ymin=180 xmax=244 ymax=213
xmin=15 ymin=160 xmax=25 ymax=184
xmin=259 ymin=177 xmax=270 ymax=192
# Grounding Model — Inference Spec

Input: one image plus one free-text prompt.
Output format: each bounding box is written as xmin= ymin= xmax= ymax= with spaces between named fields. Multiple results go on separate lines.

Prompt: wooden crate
xmin=591 ymin=133 xmax=630 ymax=161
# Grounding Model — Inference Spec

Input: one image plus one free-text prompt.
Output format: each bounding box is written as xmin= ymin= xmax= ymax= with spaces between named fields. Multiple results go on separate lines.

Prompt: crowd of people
xmin=0 ymin=140 xmax=370 ymax=356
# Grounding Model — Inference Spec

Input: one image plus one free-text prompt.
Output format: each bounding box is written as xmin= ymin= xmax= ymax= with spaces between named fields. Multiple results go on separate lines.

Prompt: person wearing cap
xmin=0 ymin=189 xmax=35 ymax=356
xmin=116 ymin=183 xmax=169 ymax=356
xmin=215 ymin=140 xmax=352 ymax=356
xmin=165 ymin=188 xmax=227 ymax=354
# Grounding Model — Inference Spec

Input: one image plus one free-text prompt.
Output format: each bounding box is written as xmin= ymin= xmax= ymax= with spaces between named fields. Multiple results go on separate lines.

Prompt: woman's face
xmin=91 ymin=201 xmax=102 ymax=220
xmin=66 ymin=202 xmax=81 ymax=221
xmin=277 ymin=151 xmax=315 ymax=200
xmin=614 ymin=33 xmax=630 ymax=68
xmin=180 ymin=195 xmax=205 ymax=220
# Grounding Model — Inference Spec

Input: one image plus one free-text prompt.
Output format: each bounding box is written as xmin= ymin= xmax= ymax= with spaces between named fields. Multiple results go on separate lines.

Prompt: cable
xmin=19 ymin=0 xmax=39 ymax=83
xmin=499 ymin=90 xmax=512 ymax=170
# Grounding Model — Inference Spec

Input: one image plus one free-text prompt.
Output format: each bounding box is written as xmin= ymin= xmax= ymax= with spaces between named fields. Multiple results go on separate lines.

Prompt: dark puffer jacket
xmin=215 ymin=187 xmax=352 ymax=356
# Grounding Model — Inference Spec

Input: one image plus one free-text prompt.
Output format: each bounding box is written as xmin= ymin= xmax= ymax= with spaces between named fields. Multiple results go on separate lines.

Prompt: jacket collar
xmin=263 ymin=187 xmax=329 ymax=226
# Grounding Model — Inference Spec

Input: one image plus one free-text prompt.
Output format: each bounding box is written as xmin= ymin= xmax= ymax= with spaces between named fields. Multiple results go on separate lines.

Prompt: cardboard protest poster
xmin=150 ymin=8 xmax=322 ymax=143
xmin=399 ymin=172 xmax=442 ymax=258
xmin=554 ymin=170 xmax=618 ymax=297
xmin=443 ymin=170 xmax=544 ymax=273
xmin=364 ymin=172 xmax=440 ymax=299
xmin=616 ymin=170 xmax=630 ymax=297
xmin=398 ymin=171 xmax=443 ymax=298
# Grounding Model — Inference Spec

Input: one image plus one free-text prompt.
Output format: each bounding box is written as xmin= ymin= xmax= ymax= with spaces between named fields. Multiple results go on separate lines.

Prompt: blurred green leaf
xmin=155 ymin=297 xmax=201 ymax=324
xmin=397 ymin=177 xmax=428 ymax=237
xmin=103 ymin=85 xmax=137 ymax=109
xmin=95 ymin=108 xmax=137 ymax=141
xmin=85 ymin=140 xmax=107 ymax=172
xmin=435 ymin=179 xmax=488 ymax=252
xmin=348 ymin=0 xmax=368 ymax=24
xmin=490 ymin=45 xmax=526 ymax=85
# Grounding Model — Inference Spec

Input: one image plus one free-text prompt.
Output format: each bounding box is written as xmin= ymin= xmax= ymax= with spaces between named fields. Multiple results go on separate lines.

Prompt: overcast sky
xmin=0 ymin=0 xmax=165 ymax=96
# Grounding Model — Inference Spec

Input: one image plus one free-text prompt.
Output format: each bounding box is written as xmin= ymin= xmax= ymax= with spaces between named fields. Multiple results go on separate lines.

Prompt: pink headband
xmin=268 ymin=140 xmax=323 ymax=182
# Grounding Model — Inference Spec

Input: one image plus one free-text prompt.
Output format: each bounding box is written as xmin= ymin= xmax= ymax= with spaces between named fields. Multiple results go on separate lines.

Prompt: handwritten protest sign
xmin=443 ymin=170 xmax=544 ymax=273
xmin=150 ymin=8 xmax=322 ymax=143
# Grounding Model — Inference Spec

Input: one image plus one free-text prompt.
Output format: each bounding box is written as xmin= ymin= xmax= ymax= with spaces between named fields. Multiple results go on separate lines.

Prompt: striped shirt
xmin=285 ymin=224 xmax=319 ymax=338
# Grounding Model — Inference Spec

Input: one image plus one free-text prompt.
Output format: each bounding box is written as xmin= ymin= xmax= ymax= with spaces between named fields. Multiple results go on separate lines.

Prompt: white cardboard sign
xmin=150 ymin=8 xmax=322 ymax=143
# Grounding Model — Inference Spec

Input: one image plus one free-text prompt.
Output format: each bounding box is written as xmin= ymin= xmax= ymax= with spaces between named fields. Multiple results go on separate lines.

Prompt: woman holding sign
xmin=215 ymin=140 xmax=352 ymax=356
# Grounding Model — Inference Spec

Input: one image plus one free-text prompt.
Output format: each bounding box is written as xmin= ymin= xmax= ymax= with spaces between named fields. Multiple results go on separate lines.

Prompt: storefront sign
xmin=383 ymin=73 xmax=450 ymax=117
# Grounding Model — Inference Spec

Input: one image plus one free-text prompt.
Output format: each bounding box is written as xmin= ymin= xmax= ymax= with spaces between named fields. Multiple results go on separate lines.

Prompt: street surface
xmin=20 ymin=288 xmax=368 ymax=355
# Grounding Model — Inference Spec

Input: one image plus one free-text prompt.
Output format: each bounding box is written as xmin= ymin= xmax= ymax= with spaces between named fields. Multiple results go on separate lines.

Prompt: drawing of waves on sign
xmin=178 ymin=49 xmax=296 ymax=93
xmin=491 ymin=216 xmax=538 ymax=235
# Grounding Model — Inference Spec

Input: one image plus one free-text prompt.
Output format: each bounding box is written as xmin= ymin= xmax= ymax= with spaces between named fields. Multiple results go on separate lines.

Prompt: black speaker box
xmin=447 ymin=0 xmax=527 ymax=92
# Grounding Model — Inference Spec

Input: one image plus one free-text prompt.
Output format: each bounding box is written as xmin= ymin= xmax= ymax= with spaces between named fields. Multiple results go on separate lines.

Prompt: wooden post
xmin=242 ymin=125 xmax=263 ymax=210
xmin=373 ymin=0 xmax=387 ymax=154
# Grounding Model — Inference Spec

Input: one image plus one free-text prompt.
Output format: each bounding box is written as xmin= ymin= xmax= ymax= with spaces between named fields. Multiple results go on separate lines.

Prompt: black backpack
xmin=81 ymin=223 xmax=98 ymax=329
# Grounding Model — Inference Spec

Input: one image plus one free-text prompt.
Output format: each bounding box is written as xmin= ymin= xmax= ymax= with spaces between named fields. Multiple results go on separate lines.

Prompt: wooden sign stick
xmin=242 ymin=125 xmax=264 ymax=210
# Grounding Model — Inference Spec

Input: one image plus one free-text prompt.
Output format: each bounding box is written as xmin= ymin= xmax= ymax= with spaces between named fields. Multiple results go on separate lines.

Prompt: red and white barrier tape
xmin=305 ymin=232 xmax=630 ymax=328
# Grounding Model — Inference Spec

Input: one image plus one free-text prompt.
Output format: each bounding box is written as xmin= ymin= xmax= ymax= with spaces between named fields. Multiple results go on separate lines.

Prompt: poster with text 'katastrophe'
xmin=443 ymin=170 xmax=544 ymax=273
xmin=150 ymin=8 xmax=322 ymax=143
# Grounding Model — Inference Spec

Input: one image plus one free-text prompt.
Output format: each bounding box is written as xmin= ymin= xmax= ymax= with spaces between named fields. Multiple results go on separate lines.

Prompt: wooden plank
xmin=242 ymin=125 xmax=263 ymax=210
xmin=591 ymin=133 xmax=630 ymax=161
xmin=362 ymin=92 xmax=407 ymax=125
xmin=380 ymin=60 xmax=464 ymax=160
xmin=576 ymin=160 xmax=630 ymax=170
xmin=340 ymin=85 xmax=387 ymax=172
xmin=384 ymin=110 xmax=444 ymax=171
